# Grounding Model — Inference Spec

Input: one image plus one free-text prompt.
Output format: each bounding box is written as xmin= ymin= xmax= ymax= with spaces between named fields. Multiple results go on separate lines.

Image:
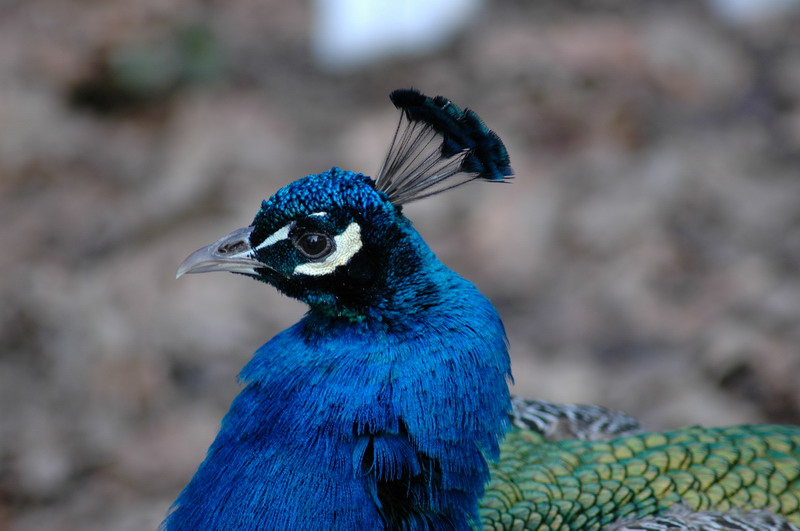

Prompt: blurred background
xmin=1 ymin=0 xmax=799 ymax=529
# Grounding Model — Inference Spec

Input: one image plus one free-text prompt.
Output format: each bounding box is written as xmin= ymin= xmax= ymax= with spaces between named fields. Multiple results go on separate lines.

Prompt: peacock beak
xmin=176 ymin=226 xmax=263 ymax=279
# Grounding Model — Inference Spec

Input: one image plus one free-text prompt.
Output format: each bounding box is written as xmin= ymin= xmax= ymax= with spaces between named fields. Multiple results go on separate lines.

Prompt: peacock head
xmin=177 ymin=169 xmax=413 ymax=318
xmin=176 ymin=89 xmax=512 ymax=319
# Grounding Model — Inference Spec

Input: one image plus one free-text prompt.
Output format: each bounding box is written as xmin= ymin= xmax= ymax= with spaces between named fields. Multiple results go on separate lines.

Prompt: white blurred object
xmin=313 ymin=0 xmax=482 ymax=70
xmin=707 ymin=0 xmax=800 ymax=22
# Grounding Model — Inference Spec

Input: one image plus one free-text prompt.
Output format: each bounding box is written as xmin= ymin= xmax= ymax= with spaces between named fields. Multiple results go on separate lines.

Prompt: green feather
xmin=481 ymin=424 xmax=800 ymax=530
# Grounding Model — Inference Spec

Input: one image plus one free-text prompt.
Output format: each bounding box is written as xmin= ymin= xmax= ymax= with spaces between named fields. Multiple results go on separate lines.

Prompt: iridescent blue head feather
xmin=376 ymin=88 xmax=513 ymax=205
xmin=169 ymin=90 xmax=513 ymax=530
xmin=244 ymin=168 xmax=432 ymax=320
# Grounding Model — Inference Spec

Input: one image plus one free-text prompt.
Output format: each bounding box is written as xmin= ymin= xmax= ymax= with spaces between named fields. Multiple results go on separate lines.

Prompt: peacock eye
xmin=294 ymin=232 xmax=334 ymax=260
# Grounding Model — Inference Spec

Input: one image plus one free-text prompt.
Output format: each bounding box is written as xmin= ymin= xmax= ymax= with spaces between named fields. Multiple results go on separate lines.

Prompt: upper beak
xmin=176 ymin=226 xmax=263 ymax=279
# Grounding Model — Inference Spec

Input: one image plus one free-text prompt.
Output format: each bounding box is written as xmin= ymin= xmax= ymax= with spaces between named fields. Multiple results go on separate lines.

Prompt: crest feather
xmin=375 ymin=89 xmax=513 ymax=205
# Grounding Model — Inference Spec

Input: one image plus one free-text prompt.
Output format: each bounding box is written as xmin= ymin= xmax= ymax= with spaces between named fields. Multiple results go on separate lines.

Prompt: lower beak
xmin=176 ymin=226 xmax=263 ymax=278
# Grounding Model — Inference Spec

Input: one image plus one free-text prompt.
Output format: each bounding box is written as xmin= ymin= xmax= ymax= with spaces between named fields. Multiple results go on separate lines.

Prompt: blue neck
xmin=165 ymin=235 xmax=511 ymax=530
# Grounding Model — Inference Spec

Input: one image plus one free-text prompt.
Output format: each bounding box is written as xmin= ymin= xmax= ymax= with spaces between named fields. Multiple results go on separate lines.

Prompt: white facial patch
xmin=294 ymin=222 xmax=362 ymax=276
xmin=253 ymin=212 xmax=326 ymax=252
xmin=254 ymin=223 xmax=292 ymax=252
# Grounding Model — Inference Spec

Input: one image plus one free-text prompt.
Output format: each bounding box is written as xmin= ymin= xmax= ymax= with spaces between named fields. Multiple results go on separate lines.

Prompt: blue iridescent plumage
xmin=168 ymin=90 xmax=800 ymax=531
xmin=167 ymin=92 xmax=513 ymax=529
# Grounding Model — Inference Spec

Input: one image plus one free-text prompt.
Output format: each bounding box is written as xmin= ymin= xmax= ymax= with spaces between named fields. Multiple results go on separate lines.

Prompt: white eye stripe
xmin=294 ymin=222 xmax=362 ymax=277
xmin=254 ymin=223 xmax=292 ymax=251
xmin=252 ymin=212 xmax=326 ymax=252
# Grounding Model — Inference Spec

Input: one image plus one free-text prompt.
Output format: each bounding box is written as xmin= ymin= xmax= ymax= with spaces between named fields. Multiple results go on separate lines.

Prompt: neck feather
xmin=166 ymin=259 xmax=510 ymax=531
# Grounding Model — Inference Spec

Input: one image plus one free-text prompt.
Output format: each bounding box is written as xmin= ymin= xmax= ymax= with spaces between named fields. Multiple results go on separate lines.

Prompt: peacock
xmin=167 ymin=89 xmax=800 ymax=530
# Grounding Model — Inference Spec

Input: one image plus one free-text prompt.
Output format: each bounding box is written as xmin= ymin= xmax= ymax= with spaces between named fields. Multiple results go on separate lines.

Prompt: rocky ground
xmin=1 ymin=1 xmax=799 ymax=529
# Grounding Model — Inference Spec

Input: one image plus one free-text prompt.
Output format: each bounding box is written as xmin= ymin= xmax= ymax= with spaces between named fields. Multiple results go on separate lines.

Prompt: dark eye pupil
xmin=298 ymin=233 xmax=330 ymax=258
